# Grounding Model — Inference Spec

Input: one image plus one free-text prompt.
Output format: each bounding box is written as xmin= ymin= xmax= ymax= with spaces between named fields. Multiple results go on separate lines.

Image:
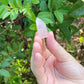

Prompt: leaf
xmin=0 ymin=5 xmax=9 ymax=19
xmin=82 ymin=0 xmax=84 ymax=2
xmin=70 ymin=25 xmax=83 ymax=36
xmin=23 ymin=28 xmax=35 ymax=37
xmin=0 ymin=0 xmax=8 ymax=5
xmin=48 ymin=0 xmax=66 ymax=11
xmin=25 ymin=9 xmax=36 ymax=22
xmin=7 ymin=46 xmax=14 ymax=53
xmin=0 ymin=60 xmax=10 ymax=68
xmin=69 ymin=0 xmax=84 ymax=17
xmin=38 ymin=12 xmax=53 ymax=24
xmin=19 ymin=41 xmax=24 ymax=50
xmin=15 ymin=0 xmax=22 ymax=8
xmin=8 ymin=0 xmax=16 ymax=8
xmin=29 ymin=35 xmax=35 ymax=60
xmin=23 ymin=0 xmax=32 ymax=8
xmin=2 ymin=12 xmax=10 ymax=19
xmin=79 ymin=37 xmax=84 ymax=43
xmin=57 ymin=20 xmax=73 ymax=43
xmin=9 ymin=0 xmax=22 ymax=8
xmin=10 ymin=8 xmax=18 ymax=21
xmin=32 ymin=0 xmax=39 ymax=4
xmin=29 ymin=24 xmax=37 ymax=31
xmin=0 ymin=69 xmax=10 ymax=77
xmin=16 ymin=52 xmax=26 ymax=58
xmin=54 ymin=10 xmax=64 ymax=23
xmin=12 ymin=25 xmax=21 ymax=30
xmin=40 ymin=0 xmax=48 ymax=12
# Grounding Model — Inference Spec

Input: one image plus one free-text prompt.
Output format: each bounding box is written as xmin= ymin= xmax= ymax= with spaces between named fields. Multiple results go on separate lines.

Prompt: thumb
xmin=46 ymin=31 xmax=84 ymax=81
xmin=46 ymin=31 xmax=74 ymax=62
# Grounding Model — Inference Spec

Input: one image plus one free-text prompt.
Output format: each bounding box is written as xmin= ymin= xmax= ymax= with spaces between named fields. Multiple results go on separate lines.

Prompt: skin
xmin=31 ymin=31 xmax=84 ymax=84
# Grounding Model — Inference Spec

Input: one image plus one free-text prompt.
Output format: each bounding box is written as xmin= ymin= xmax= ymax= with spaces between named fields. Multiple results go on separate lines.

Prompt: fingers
xmin=35 ymin=32 xmax=51 ymax=59
xmin=46 ymin=31 xmax=84 ymax=80
xmin=31 ymin=33 xmax=45 ymax=79
xmin=46 ymin=31 xmax=75 ymax=62
xmin=33 ymin=42 xmax=42 ymax=55
xmin=31 ymin=52 xmax=45 ymax=79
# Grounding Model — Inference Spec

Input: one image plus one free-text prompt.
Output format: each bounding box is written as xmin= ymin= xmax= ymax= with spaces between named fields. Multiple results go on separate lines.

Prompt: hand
xmin=31 ymin=32 xmax=84 ymax=84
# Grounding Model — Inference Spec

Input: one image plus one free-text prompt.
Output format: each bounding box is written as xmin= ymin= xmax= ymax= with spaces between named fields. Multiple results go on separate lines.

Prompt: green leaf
xmin=48 ymin=0 xmax=66 ymax=11
xmin=9 ymin=0 xmax=22 ymax=8
xmin=57 ymin=20 xmax=73 ymax=43
xmin=0 ymin=0 xmax=8 ymax=5
xmin=7 ymin=46 xmax=14 ymax=53
xmin=54 ymin=10 xmax=64 ymax=23
xmin=2 ymin=12 xmax=10 ymax=19
xmin=15 ymin=0 xmax=22 ymax=8
xmin=32 ymin=0 xmax=39 ymax=4
xmin=0 ymin=69 xmax=10 ymax=77
xmin=29 ymin=35 xmax=35 ymax=60
xmin=70 ymin=25 xmax=82 ymax=36
xmin=23 ymin=28 xmax=35 ymax=37
xmin=0 ymin=5 xmax=9 ymax=19
xmin=40 ymin=0 xmax=48 ymax=12
xmin=69 ymin=0 xmax=84 ymax=17
xmin=0 ymin=60 xmax=10 ymax=68
xmin=38 ymin=12 xmax=53 ymax=24
xmin=10 ymin=8 xmax=18 ymax=21
xmin=12 ymin=25 xmax=21 ymax=30
xmin=19 ymin=41 xmax=24 ymax=50
xmin=23 ymin=0 xmax=32 ymax=8
xmin=16 ymin=52 xmax=26 ymax=58
xmin=8 ymin=0 xmax=16 ymax=8
xmin=29 ymin=24 xmax=37 ymax=31
xmin=25 ymin=9 xmax=36 ymax=22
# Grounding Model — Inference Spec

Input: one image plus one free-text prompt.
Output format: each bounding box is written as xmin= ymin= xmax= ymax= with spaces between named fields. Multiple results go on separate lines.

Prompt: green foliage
xmin=69 ymin=0 xmax=84 ymax=17
xmin=0 ymin=69 xmax=10 ymax=77
xmin=0 ymin=0 xmax=84 ymax=83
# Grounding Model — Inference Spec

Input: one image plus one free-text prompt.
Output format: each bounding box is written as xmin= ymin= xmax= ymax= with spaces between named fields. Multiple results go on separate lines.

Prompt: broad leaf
xmin=23 ymin=0 xmax=32 ymax=8
xmin=29 ymin=24 xmax=37 ymax=31
xmin=40 ymin=0 xmax=48 ymax=12
xmin=48 ymin=0 xmax=66 ymax=11
xmin=25 ymin=9 xmax=36 ymax=22
xmin=10 ymin=8 xmax=18 ymax=21
xmin=54 ymin=10 xmax=64 ymax=23
xmin=0 ymin=5 xmax=9 ymax=19
xmin=69 ymin=0 xmax=84 ymax=17
xmin=2 ymin=12 xmax=10 ymax=19
xmin=23 ymin=28 xmax=35 ymax=37
xmin=0 ymin=60 xmax=10 ymax=68
xmin=0 ymin=0 xmax=8 ymax=5
xmin=38 ymin=12 xmax=53 ymax=24
xmin=15 ymin=0 xmax=22 ymax=8
xmin=32 ymin=0 xmax=39 ymax=4
xmin=0 ymin=69 xmax=10 ymax=77
xmin=57 ymin=20 xmax=73 ymax=43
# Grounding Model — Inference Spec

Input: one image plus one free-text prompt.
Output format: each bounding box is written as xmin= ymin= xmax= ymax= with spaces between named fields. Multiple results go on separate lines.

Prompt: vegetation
xmin=0 ymin=0 xmax=84 ymax=84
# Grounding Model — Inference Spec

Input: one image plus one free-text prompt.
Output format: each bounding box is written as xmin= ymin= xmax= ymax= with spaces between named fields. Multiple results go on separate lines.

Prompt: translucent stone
xmin=36 ymin=18 xmax=48 ymax=39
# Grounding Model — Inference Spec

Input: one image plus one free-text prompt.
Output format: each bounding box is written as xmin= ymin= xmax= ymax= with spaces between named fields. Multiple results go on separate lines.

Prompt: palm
xmin=31 ymin=32 xmax=84 ymax=84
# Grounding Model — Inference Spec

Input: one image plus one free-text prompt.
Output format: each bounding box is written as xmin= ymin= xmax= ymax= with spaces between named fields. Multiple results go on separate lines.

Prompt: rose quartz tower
xmin=36 ymin=18 xmax=48 ymax=39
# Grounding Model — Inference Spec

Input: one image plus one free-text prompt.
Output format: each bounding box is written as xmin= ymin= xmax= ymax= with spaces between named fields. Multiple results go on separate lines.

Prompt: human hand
xmin=31 ymin=32 xmax=84 ymax=84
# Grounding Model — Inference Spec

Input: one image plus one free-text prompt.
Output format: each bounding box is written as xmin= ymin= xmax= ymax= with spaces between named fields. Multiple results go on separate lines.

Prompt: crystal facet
xmin=36 ymin=18 xmax=48 ymax=39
